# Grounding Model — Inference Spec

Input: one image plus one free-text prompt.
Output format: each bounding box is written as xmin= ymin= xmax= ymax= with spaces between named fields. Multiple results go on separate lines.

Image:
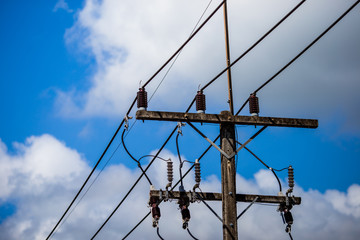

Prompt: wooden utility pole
xmin=136 ymin=110 xmax=317 ymax=239
xmin=220 ymin=114 xmax=237 ymax=239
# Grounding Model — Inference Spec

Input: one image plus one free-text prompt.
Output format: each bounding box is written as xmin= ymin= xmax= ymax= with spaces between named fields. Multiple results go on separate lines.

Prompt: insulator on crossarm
xmin=288 ymin=165 xmax=294 ymax=189
xmin=196 ymin=90 xmax=206 ymax=113
xmin=167 ymin=160 xmax=173 ymax=184
xmin=249 ymin=93 xmax=259 ymax=116
xmin=137 ymin=87 xmax=148 ymax=110
xmin=194 ymin=159 xmax=201 ymax=185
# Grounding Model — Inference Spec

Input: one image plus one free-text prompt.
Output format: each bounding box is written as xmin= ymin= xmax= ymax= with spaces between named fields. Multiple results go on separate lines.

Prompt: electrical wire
xmin=45 ymin=98 xmax=137 ymax=240
xmin=236 ymin=140 xmax=282 ymax=192
xmin=237 ymin=196 xmax=258 ymax=220
xmin=176 ymin=133 xmax=184 ymax=187
xmin=88 ymin=2 xmax=360 ymax=238
xmin=195 ymin=191 xmax=223 ymax=223
xmin=46 ymin=2 xmax=226 ymax=238
xmin=142 ymin=0 xmax=225 ymax=89
xmin=121 ymin=129 xmax=153 ymax=185
xmin=121 ymin=135 xmax=220 ymax=239
xmin=90 ymin=127 xmax=177 ymax=240
xmin=156 ymin=227 xmax=165 ymax=240
xmin=121 ymin=211 xmax=151 ymax=240
xmin=148 ymin=0 xmax=214 ymax=103
xmin=253 ymin=0 xmax=360 ymax=95
xmin=138 ymin=155 xmax=171 ymax=162
xmin=186 ymin=0 xmax=307 ymax=113
xmin=289 ymin=232 xmax=294 ymax=240
xmin=187 ymin=228 xmax=199 ymax=240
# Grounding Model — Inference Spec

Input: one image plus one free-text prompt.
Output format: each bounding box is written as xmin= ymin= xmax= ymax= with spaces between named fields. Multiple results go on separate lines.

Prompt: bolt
xmin=229 ymin=192 xmax=233 ymax=196
xmin=230 ymin=223 xmax=234 ymax=228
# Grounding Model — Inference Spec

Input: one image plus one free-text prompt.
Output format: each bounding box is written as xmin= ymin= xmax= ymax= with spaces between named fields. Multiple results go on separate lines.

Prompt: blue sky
xmin=0 ymin=0 xmax=360 ymax=239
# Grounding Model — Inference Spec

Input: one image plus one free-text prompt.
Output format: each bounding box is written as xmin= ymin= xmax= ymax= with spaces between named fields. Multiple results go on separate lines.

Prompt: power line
xmin=253 ymin=0 xmax=360 ymax=94
xmin=62 ymin=1 xmax=358 ymax=238
xmin=115 ymin=0 xmax=360 ymax=232
xmin=45 ymin=98 xmax=136 ymax=240
xmin=148 ymin=0 xmax=214 ymax=103
xmin=90 ymin=127 xmax=177 ymax=239
xmin=46 ymin=2 xmax=224 ymax=238
xmin=121 ymin=129 xmax=153 ymax=185
xmin=185 ymin=0 xmax=307 ymax=113
xmin=142 ymin=0 xmax=226 ymax=89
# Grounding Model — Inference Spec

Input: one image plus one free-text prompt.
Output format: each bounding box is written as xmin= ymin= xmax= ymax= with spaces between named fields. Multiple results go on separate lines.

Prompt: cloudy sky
xmin=0 ymin=0 xmax=360 ymax=239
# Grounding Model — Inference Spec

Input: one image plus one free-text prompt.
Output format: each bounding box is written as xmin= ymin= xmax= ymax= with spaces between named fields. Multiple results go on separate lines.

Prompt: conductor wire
xmin=176 ymin=132 xmax=184 ymax=187
xmin=187 ymin=228 xmax=199 ymax=240
xmin=156 ymin=227 xmax=165 ymax=240
xmin=121 ymin=129 xmax=153 ymax=185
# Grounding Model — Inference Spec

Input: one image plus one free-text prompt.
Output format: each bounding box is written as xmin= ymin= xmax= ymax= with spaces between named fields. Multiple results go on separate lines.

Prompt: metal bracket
xmin=124 ymin=115 xmax=133 ymax=130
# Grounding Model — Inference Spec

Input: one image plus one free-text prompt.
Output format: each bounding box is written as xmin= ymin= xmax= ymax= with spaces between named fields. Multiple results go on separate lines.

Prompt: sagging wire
xmin=156 ymin=227 xmax=165 ymax=240
xmin=187 ymin=228 xmax=199 ymax=240
xmin=122 ymin=135 xmax=220 ymax=239
xmin=91 ymin=127 xmax=178 ymax=240
xmin=236 ymin=140 xmax=283 ymax=192
xmin=121 ymin=128 xmax=153 ymax=185
xmin=176 ymin=122 xmax=186 ymax=189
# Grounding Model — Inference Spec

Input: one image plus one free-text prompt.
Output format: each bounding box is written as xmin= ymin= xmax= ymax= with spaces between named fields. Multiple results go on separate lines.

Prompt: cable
xmin=253 ymin=0 xmax=360 ymax=94
xmin=121 ymin=211 xmax=151 ymax=240
xmin=46 ymin=2 xmax=227 ymax=238
xmin=121 ymin=129 xmax=153 ymax=185
xmin=237 ymin=196 xmax=258 ymax=220
xmin=142 ymin=0 xmax=225 ymax=89
xmin=156 ymin=227 xmax=165 ymax=240
xmin=148 ymin=0 xmax=214 ymax=103
xmin=187 ymin=228 xmax=199 ymax=240
xmin=289 ymin=232 xmax=294 ymax=240
xmin=236 ymin=141 xmax=282 ymax=192
xmin=90 ymin=127 xmax=177 ymax=240
xmin=121 ymin=135 xmax=220 ymax=239
xmin=103 ymin=0 xmax=356 ymax=236
xmin=186 ymin=0 xmax=307 ymax=113
xmin=138 ymin=154 xmax=170 ymax=162
xmin=195 ymin=191 xmax=223 ymax=223
xmin=176 ymin=133 xmax=184 ymax=187
xmin=45 ymin=98 xmax=137 ymax=240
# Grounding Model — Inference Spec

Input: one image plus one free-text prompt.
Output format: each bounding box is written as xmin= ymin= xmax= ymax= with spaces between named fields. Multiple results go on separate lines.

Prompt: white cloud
xmin=0 ymin=136 xmax=360 ymax=239
xmin=57 ymin=0 xmax=360 ymax=136
xmin=53 ymin=0 xmax=73 ymax=13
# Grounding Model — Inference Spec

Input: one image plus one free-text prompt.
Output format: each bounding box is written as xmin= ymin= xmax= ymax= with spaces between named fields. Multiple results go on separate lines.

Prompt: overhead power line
xmin=236 ymin=0 xmax=360 ymax=115
xmin=46 ymin=2 xmax=225 ymax=238
xmin=186 ymin=0 xmax=307 ymax=112
xmin=117 ymin=1 xmax=360 ymax=238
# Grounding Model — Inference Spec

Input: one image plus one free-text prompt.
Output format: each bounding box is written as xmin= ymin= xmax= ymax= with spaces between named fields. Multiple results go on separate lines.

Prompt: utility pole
xmin=136 ymin=110 xmax=318 ymax=239
xmin=220 ymin=113 xmax=237 ymax=239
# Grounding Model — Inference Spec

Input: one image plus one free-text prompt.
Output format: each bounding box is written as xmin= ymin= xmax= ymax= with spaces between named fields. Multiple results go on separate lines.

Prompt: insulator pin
xmin=288 ymin=166 xmax=294 ymax=189
xmin=249 ymin=93 xmax=259 ymax=116
xmin=167 ymin=161 xmax=173 ymax=183
xmin=194 ymin=159 xmax=201 ymax=184
xmin=137 ymin=87 xmax=148 ymax=110
xmin=196 ymin=90 xmax=206 ymax=113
